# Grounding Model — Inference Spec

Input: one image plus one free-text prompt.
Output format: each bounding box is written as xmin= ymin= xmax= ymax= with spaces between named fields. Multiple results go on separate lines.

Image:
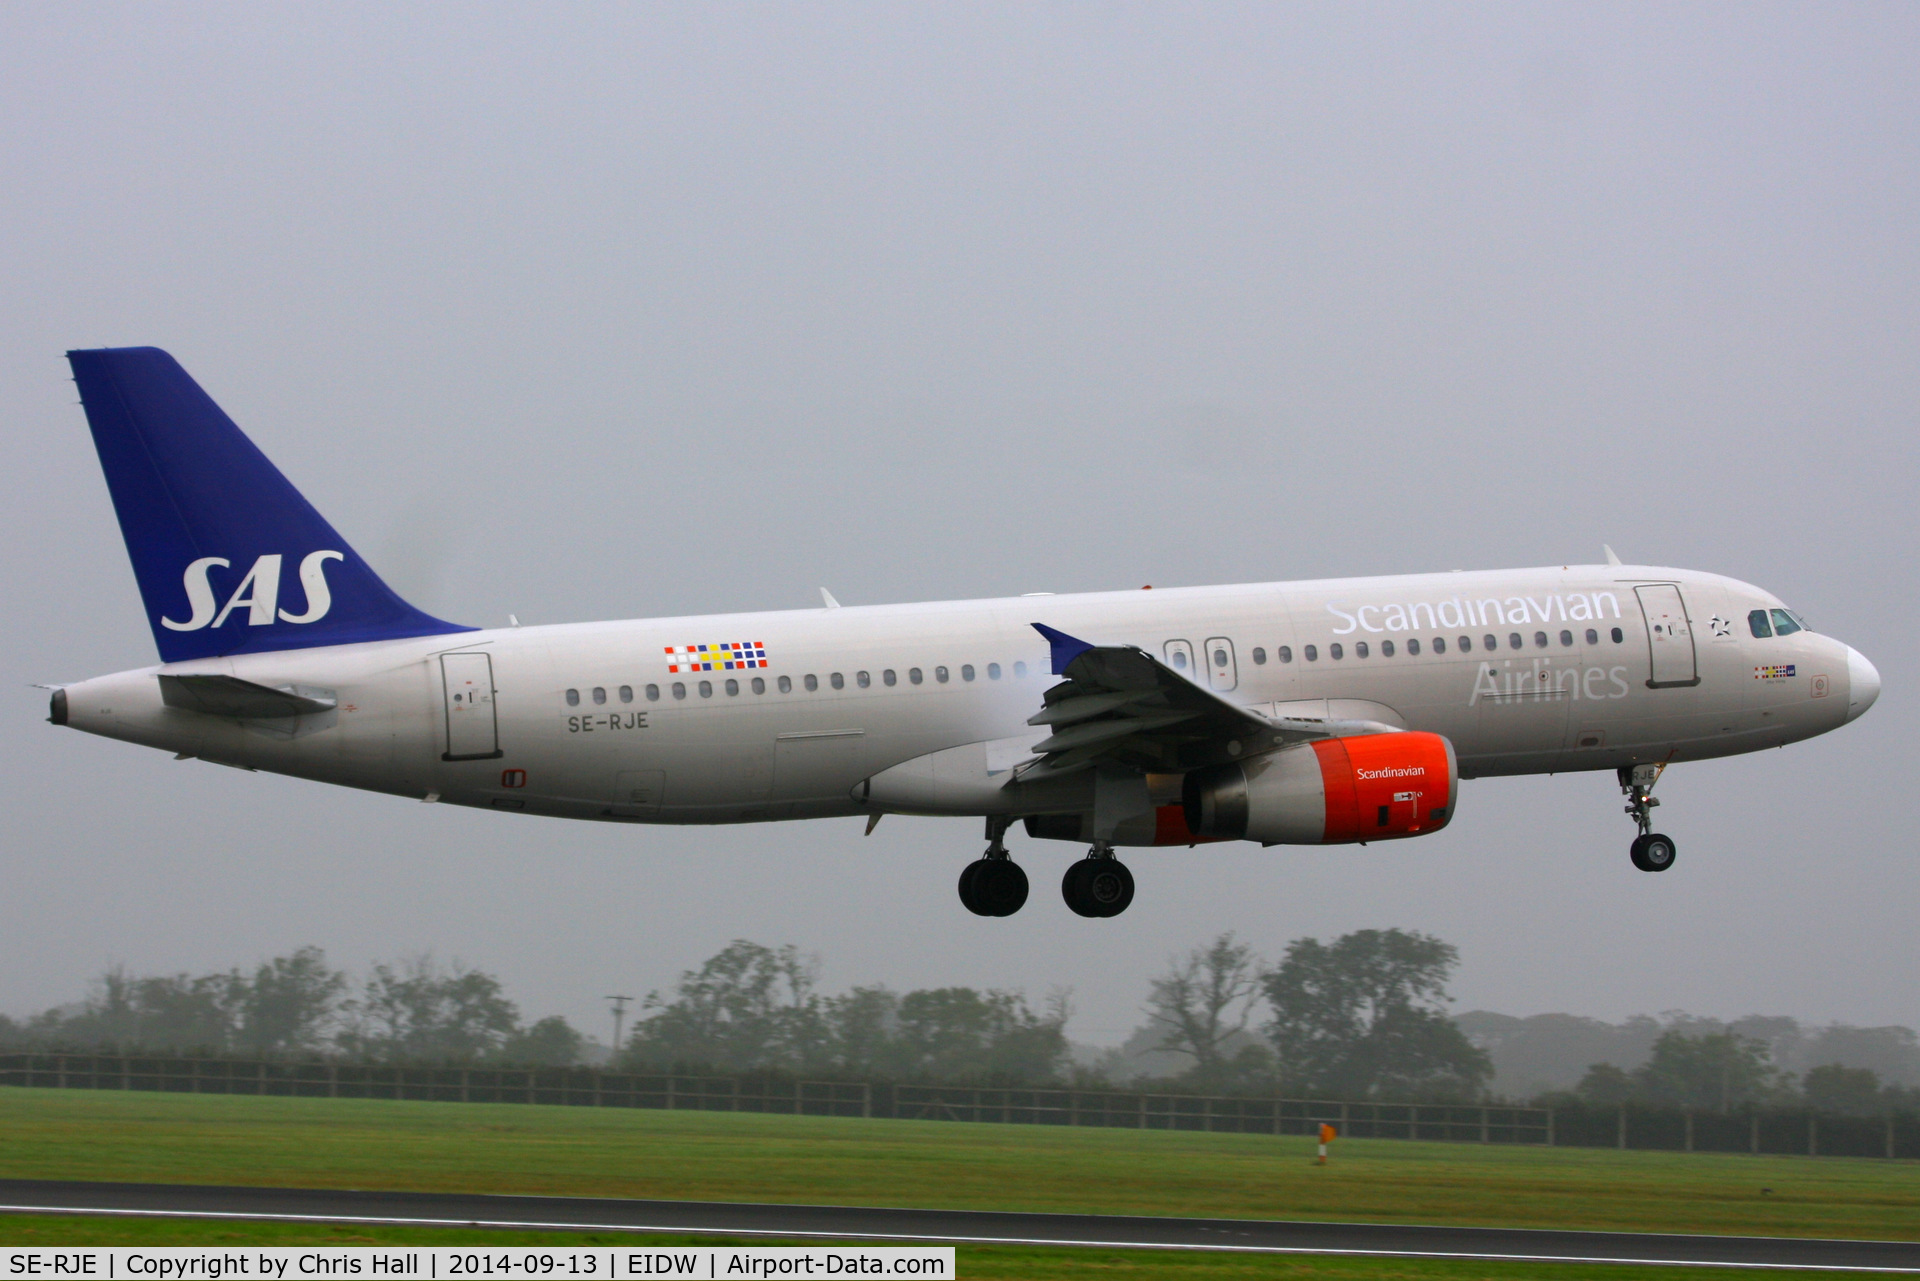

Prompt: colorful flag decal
xmin=1754 ymin=664 xmax=1796 ymax=679
xmin=666 ymin=642 xmax=768 ymax=673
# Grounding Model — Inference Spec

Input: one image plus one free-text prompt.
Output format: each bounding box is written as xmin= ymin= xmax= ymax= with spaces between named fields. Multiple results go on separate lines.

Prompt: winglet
xmin=820 ymin=587 xmax=841 ymax=609
xmin=1032 ymin=623 xmax=1095 ymax=675
xmin=1603 ymin=544 xmax=1623 ymax=567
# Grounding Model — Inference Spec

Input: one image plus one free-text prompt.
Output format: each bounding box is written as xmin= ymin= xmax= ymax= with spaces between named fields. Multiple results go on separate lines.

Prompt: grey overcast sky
xmin=2 ymin=3 xmax=1915 ymax=1047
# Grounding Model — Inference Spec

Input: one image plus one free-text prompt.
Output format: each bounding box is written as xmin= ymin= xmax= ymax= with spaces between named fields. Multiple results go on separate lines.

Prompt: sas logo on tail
xmin=162 ymin=551 xmax=344 ymax=632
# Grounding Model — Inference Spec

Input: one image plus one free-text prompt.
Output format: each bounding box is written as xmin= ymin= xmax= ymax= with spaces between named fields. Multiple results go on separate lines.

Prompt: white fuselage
xmin=56 ymin=563 xmax=1873 ymax=837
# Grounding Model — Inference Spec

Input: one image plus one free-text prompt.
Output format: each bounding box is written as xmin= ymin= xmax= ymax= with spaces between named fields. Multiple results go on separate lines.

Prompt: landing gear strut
xmin=1062 ymin=842 xmax=1135 ymax=918
xmin=1619 ymin=764 xmax=1677 ymax=873
xmin=959 ymin=816 xmax=1028 ymax=916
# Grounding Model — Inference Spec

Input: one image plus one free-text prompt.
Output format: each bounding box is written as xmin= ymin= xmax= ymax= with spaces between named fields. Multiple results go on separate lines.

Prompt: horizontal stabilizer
xmin=157 ymin=674 xmax=335 ymax=719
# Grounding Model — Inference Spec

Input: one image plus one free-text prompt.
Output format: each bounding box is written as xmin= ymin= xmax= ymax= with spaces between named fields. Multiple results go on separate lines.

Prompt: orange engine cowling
xmin=1182 ymin=731 xmax=1458 ymax=845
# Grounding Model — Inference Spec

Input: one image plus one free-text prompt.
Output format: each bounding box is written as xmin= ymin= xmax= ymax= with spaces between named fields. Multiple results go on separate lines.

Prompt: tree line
xmin=0 ymin=949 xmax=582 ymax=1065
xmin=1555 ymin=1030 xmax=1920 ymax=1117
xmin=614 ymin=928 xmax=1492 ymax=1098
xmin=5 ymin=932 xmax=1915 ymax=1114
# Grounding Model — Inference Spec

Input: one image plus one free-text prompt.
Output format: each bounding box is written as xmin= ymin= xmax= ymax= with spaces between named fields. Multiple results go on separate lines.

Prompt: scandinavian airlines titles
xmin=1325 ymin=591 xmax=1624 ymax=635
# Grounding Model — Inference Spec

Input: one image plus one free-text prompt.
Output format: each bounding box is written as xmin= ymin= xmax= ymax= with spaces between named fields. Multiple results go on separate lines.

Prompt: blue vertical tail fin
xmin=67 ymin=346 xmax=474 ymax=662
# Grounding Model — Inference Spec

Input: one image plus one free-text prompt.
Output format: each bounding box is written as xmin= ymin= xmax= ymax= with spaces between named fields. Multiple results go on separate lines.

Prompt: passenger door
xmin=1635 ymin=585 xmax=1700 ymax=688
xmin=440 ymin=652 xmax=502 ymax=761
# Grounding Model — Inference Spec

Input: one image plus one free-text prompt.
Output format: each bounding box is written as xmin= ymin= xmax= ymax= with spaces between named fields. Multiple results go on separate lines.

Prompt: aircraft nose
xmin=1845 ymin=646 xmax=1880 ymax=723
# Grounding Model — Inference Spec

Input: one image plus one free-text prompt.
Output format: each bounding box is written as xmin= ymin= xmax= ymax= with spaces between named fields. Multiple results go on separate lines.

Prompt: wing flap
xmin=1021 ymin=623 xmax=1317 ymax=778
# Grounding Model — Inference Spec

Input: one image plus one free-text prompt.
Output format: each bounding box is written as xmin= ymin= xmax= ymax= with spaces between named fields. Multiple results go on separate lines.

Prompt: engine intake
xmin=1183 ymin=731 xmax=1457 ymax=845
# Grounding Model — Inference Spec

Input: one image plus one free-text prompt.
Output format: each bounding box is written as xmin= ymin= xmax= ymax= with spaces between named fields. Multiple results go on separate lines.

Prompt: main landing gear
xmin=959 ymin=817 xmax=1029 ymax=917
xmin=1062 ymin=843 xmax=1135 ymax=918
xmin=956 ymin=821 xmax=1136 ymax=917
xmin=1620 ymin=764 xmax=1678 ymax=873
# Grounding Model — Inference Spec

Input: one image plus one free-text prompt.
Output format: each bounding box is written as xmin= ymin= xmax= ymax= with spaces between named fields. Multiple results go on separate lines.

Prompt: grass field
xmin=0 ymin=1087 xmax=1914 ymax=1275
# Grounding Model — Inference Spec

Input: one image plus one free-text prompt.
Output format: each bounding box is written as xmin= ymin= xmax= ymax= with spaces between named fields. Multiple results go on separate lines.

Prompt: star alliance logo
xmin=1709 ymin=615 xmax=1733 ymax=638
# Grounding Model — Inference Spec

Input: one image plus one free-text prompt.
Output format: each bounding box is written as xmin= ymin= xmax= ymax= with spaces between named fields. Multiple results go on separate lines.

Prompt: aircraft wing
xmin=1017 ymin=624 xmax=1325 ymax=780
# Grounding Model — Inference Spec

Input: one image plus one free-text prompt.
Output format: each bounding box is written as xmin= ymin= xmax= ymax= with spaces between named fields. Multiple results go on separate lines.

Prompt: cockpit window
xmin=1749 ymin=609 xmax=1773 ymax=639
xmin=1770 ymin=608 xmax=1802 ymax=637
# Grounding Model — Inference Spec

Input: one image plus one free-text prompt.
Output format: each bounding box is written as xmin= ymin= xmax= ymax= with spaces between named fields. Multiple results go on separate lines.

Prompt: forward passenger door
xmin=1636 ymin=585 xmax=1700 ymax=688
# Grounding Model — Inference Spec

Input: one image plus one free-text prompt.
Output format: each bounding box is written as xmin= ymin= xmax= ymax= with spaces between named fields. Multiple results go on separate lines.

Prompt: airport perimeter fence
xmin=2 ymin=1054 xmax=1912 ymax=1158
xmin=0 ymin=1053 xmax=1542 ymax=1143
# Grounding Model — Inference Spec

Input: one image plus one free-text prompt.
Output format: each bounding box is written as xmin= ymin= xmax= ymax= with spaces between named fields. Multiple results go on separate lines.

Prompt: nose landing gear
xmin=1620 ymin=764 xmax=1678 ymax=873
xmin=960 ymin=816 xmax=1029 ymax=916
xmin=1063 ymin=842 xmax=1135 ymax=917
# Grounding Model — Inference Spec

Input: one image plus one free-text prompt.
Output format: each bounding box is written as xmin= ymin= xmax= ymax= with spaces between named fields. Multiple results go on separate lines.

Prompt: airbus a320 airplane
xmin=48 ymin=349 xmax=1881 ymax=918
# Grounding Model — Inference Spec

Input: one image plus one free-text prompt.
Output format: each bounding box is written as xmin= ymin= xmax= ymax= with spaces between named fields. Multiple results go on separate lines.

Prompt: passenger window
xmin=1408 ymin=638 xmax=1421 ymax=656
xmin=1212 ymin=647 xmax=1229 ymax=668
xmin=725 ymin=679 xmax=739 ymax=696
xmin=883 ymin=670 xmax=897 ymax=686
xmin=645 ymin=684 xmax=660 ymax=701
xmin=1585 ymin=629 xmax=1599 ymax=645
xmin=1509 ymin=633 xmax=1522 ymax=649
xmin=751 ymin=677 xmax=765 ymax=694
xmin=962 ymin=664 xmax=975 ymax=681
xmin=672 ymin=682 xmax=686 ymax=700
xmin=699 ymin=681 xmax=713 ymax=698
xmin=619 ymin=685 xmax=633 ymax=703
xmin=1278 ymin=645 xmax=1293 ymax=663
xmin=1381 ymin=640 xmax=1394 ymax=657
xmin=1015 ymin=661 xmax=1028 ymax=678
xmin=909 ymin=668 xmax=923 ymax=685
xmin=803 ymin=674 xmax=818 ymax=691
xmin=988 ymin=663 xmax=1002 ymax=679
xmin=1560 ymin=630 xmax=1574 ymax=647
xmin=1252 ymin=647 xmax=1266 ymax=665
xmin=565 ymin=688 xmax=580 ymax=706
xmin=1330 ymin=643 xmax=1344 ymax=660
xmin=1304 ymin=644 xmax=1318 ymax=661
xmin=592 ymin=687 xmax=605 ymax=704
xmin=856 ymin=671 xmax=871 ymax=688
xmin=1458 ymin=635 xmax=1471 ymax=652
xmin=1534 ymin=632 xmax=1549 ymax=648
xmin=1610 ymin=627 xmax=1624 ymax=643
xmin=779 ymin=675 xmax=793 ymax=693
xmin=830 ymin=673 xmax=844 ymax=689
xmin=935 ymin=666 xmax=948 ymax=683
xmin=1171 ymin=649 xmax=1188 ymax=670
xmin=1485 ymin=634 xmax=1498 ymax=651
xmin=1770 ymin=609 xmax=1801 ymax=636
xmin=1749 ymin=609 xmax=1773 ymax=638
xmin=1433 ymin=637 xmax=1446 ymax=654
xmin=1356 ymin=641 xmax=1370 ymax=659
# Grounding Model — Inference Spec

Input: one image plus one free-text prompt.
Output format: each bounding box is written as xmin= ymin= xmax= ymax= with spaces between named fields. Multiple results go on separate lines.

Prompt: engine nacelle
xmin=1182 ymin=731 xmax=1457 ymax=845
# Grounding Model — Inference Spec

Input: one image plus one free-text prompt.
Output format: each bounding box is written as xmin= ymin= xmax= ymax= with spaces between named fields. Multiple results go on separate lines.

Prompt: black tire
xmin=973 ymin=858 xmax=1029 ymax=916
xmin=1639 ymin=832 xmax=1677 ymax=872
xmin=957 ymin=859 xmax=990 ymax=915
xmin=1629 ymin=834 xmax=1651 ymax=871
xmin=1062 ymin=858 xmax=1135 ymax=918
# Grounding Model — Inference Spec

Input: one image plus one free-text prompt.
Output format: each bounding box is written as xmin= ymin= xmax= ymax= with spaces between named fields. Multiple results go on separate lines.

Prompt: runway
xmin=2 ymin=1179 xmax=1917 ymax=1271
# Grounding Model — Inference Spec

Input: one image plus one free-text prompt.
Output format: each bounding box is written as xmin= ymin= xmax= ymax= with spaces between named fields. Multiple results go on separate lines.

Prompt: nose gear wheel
xmin=1619 ymin=764 xmax=1677 ymax=873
